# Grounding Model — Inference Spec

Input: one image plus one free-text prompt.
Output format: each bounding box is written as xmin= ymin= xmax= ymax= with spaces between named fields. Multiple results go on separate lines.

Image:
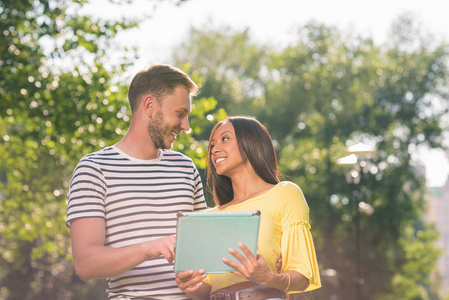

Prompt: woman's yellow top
xmin=203 ymin=181 xmax=321 ymax=293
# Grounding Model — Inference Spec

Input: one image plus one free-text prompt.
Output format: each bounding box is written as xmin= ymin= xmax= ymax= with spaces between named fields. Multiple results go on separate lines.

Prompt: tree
xmin=173 ymin=25 xmax=268 ymax=126
xmin=172 ymin=15 xmax=448 ymax=299
xmin=0 ymin=0 xmax=135 ymax=298
xmin=266 ymin=18 xmax=448 ymax=299
xmin=0 ymin=0 xmax=220 ymax=299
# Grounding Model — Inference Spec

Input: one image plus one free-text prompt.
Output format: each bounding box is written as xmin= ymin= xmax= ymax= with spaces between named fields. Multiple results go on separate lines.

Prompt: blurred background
xmin=1 ymin=0 xmax=449 ymax=299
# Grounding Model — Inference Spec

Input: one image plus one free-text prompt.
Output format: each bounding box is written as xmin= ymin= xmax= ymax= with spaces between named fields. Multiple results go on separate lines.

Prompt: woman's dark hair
xmin=206 ymin=116 xmax=279 ymax=206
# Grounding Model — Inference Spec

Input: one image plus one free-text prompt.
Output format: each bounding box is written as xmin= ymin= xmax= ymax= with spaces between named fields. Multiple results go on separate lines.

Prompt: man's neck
xmin=115 ymin=134 xmax=160 ymax=160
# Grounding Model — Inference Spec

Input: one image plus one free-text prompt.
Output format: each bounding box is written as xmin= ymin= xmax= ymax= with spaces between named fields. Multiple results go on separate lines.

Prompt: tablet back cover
xmin=174 ymin=210 xmax=260 ymax=273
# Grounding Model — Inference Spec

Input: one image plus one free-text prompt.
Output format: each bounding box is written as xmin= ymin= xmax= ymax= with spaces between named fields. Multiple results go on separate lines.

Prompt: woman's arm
xmin=287 ymin=270 xmax=310 ymax=292
xmin=259 ymin=270 xmax=309 ymax=292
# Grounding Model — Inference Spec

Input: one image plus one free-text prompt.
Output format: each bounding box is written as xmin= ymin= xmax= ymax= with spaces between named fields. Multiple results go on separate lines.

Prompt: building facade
xmin=427 ymin=176 xmax=449 ymax=297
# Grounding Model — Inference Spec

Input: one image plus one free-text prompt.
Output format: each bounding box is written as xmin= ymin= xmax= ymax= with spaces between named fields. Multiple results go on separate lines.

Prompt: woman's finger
xmin=231 ymin=271 xmax=245 ymax=278
xmin=237 ymin=242 xmax=257 ymax=262
xmin=176 ymin=270 xmax=194 ymax=281
xmin=222 ymin=256 xmax=242 ymax=270
xmin=183 ymin=280 xmax=204 ymax=293
xmin=275 ymin=257 xmax=282 ymax=273
xmin=175 ymin=269 xmax=206 ymax=287
xmin=228 ymin=247 xmax=249 ymax=264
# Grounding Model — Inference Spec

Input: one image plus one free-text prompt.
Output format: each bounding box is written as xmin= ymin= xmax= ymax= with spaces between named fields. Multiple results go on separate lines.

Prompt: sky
xmin=84 ymin=0 xmax=449 ymax=187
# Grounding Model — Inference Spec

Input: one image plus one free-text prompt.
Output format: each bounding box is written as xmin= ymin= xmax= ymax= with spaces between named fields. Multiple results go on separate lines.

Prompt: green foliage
xmin=375 ymin=225 xmax=442 ymax=300
xmin=172 ymin=96 xmax=226 ymax=207
xmin=172 ymin=64 xmax=228 ymax=207
xmin=172 ymin=17 xmax=448 ymax=300
xmin=0 ymin=1 xmax=222 ymax=298
xmin=1 ymin=0 xmax=140 ymax=299
xmin=173 ymin=26 xmax=269 ymax=117
xmin=1 ymin=1 xmax=448 ymax=299
xmin=173 ymin=96 xmax=226 ymax=170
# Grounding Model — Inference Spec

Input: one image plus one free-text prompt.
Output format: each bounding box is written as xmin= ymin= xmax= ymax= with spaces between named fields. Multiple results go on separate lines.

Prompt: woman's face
xmin=209 ymin=121 xmax=245 ymax=177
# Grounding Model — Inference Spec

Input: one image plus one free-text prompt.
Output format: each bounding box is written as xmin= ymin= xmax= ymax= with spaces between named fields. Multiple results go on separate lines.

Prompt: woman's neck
xmin=223 ymin=171 xmax=275 ymax=207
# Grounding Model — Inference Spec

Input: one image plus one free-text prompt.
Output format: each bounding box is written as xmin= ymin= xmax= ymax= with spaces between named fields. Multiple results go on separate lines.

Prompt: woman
xmin=176 ymin=116 xmax=321 ymax=299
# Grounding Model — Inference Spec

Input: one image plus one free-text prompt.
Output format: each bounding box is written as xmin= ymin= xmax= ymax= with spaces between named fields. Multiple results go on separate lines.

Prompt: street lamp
xmin=337 ymin=142 xmax=377 ymax=300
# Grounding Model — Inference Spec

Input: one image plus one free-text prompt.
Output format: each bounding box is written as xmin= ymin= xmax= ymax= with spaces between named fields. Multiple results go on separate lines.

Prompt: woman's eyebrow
xmin=211 ymin=130 xmax=231 ymax=143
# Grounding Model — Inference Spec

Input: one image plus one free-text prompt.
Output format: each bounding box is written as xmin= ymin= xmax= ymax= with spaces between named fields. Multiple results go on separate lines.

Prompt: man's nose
xmin=181 ymin=116 xmax=190 ymax=132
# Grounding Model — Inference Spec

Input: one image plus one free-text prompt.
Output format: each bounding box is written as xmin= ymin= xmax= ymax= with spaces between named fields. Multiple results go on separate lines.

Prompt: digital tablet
xmin=174 ymin=210 xmax=261 ymax=273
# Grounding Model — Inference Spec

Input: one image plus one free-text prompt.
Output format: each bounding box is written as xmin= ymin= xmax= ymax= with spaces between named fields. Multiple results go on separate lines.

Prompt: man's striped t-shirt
xmin=66 ymin=146 xmax=207 ymax=299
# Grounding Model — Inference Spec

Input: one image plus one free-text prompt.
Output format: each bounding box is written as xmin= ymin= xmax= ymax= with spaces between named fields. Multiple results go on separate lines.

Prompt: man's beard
xmin=147 ymin=110 xmax=171 ymax=149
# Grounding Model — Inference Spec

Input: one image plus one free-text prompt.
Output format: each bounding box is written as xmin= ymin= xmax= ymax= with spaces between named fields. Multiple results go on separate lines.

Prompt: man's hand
xmin=71 ymin=218 xmax=177 ymax=281
xmin=141 ymin=235 xmax=176 ymax=262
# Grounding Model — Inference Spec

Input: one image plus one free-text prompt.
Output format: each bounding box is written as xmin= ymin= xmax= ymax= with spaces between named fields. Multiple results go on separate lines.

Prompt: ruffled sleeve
xmin=280 ymin=183 xmax=321 ymax=292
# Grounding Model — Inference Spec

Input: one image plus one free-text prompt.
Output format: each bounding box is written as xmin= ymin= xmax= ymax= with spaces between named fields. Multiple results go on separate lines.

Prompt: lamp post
xmin=337 ymin=142 xmax=376 ymax=300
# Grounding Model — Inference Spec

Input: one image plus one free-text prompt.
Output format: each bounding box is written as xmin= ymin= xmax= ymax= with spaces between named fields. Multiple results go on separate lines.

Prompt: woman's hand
xmin=223 ymin=242 xmax=274 ymax=285
xmin=175 ymin=269 xmax=211 ymax=300
xmin=175 ymin=269 xmax=206 ymax=293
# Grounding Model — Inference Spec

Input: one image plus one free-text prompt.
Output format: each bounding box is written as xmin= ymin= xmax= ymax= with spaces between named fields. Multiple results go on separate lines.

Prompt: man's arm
xmin=70 ymin=217 xmax=176 ymax=281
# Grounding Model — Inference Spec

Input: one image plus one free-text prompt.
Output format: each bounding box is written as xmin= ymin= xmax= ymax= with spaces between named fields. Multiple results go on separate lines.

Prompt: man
xmin=66 ymin=64 xmax=207 ymax=299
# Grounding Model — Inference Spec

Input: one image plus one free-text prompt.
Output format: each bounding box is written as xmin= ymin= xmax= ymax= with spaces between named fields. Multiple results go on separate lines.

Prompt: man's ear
xmin=140 ymin=95 xmax=157 ymax=116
